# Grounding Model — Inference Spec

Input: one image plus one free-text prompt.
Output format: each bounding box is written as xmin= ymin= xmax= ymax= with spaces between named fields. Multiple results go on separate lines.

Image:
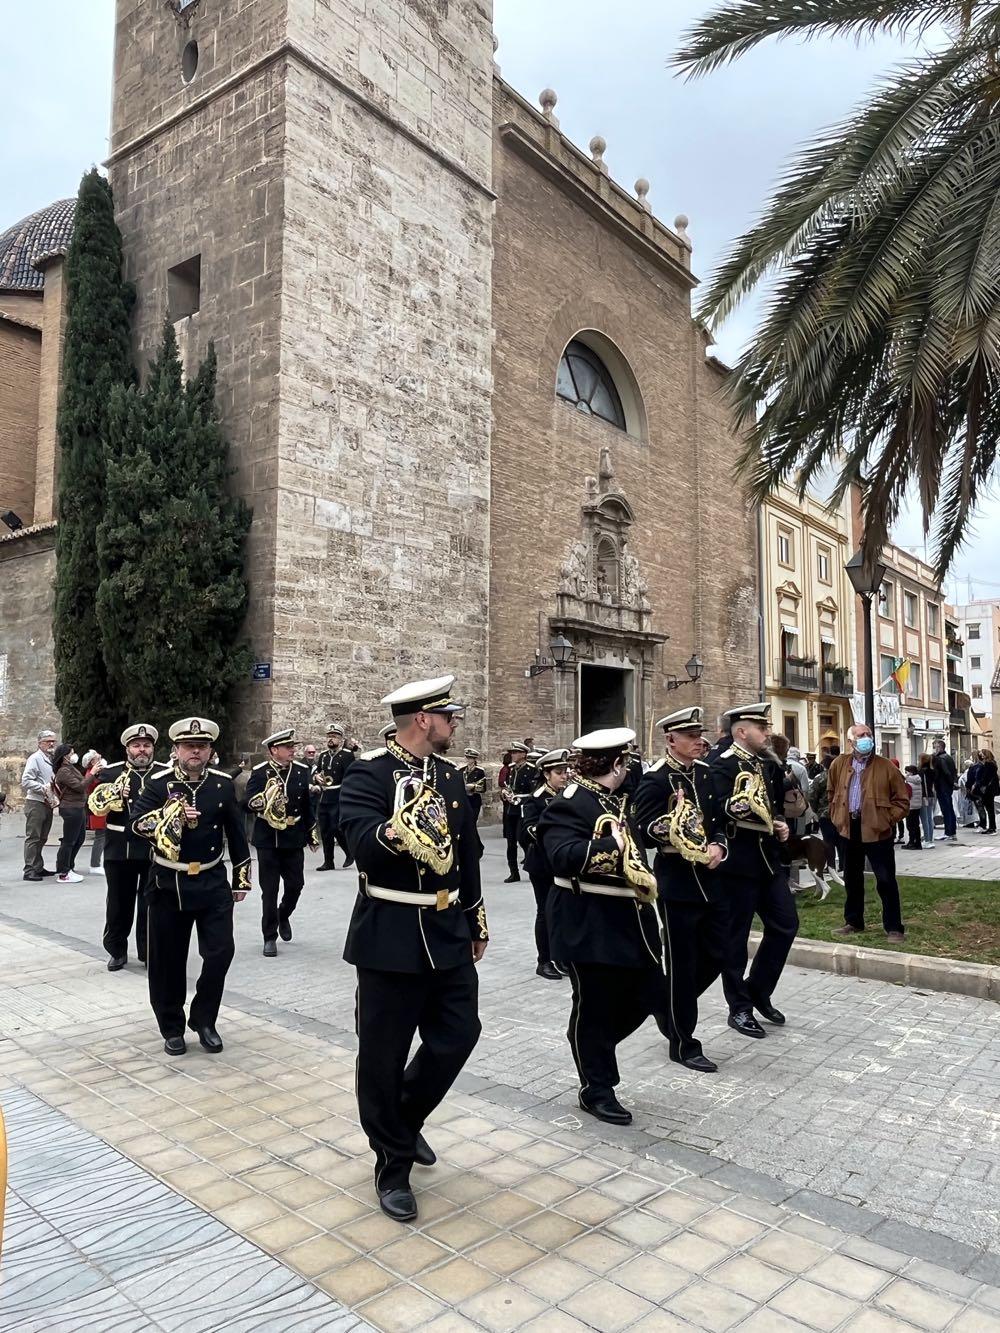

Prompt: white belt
xmin=106 ymin=822 xmax=126 ymax=833
xmin=322 ymin=784 xmax=342 ymax=790
xmin=733 ymin=820 xmax=772 ymax=833
xmin=554 ymin=876 xmax=639 ymax=900
xmin=366 ymin=885 xmax=459 ymax=910
xmin=154 ymin=852 xmax=224 ymax=876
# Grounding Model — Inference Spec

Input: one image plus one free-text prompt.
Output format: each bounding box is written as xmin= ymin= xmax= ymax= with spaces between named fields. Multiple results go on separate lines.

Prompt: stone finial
xmin=674 ymin=213 xmax=693 ymax=248
xmin=635 ymin=179 xmax=651 ymax=213
xmin=589 ymin=135 xmax=608 ymax=175
xmin=539 ymin=89 xmax=560 ymax=128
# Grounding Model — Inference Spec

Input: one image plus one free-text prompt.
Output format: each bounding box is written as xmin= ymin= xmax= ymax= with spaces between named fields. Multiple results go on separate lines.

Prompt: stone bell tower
xmin=109 ymin=0 xmax=495 ymax=752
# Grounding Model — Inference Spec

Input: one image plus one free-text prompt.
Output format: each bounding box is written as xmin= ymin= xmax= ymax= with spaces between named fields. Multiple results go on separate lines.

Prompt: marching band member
xmin=518 ymin=748 xmax=572 ymax=981
xmin=315 ymin=724 xmax=356 ymax=870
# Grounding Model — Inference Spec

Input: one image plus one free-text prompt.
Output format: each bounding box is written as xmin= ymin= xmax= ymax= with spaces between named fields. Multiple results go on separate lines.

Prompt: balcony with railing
xmin=947 ymin=670 xmax=964 ymax=691
xmin=778 ymin=656 xmax=819 ymax=692
xmin=821 ymin=665 xmax=854 ymax=697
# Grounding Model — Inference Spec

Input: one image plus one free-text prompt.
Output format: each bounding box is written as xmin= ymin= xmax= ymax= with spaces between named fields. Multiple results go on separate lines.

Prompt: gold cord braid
xmin=88 ymin=768 xmax=131 ymax=817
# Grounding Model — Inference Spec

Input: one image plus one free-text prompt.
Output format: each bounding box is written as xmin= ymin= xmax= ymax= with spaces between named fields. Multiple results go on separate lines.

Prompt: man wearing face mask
xmin=827 ymin=723 xmax=909 ymax=942
xmin=88 ymin=723 xmax=159 ymax=971
xmin=537 ymin=728 xmax=662 ymax=1128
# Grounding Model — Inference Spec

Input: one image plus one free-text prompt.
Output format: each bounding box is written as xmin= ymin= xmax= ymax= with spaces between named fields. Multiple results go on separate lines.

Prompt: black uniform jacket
xmin=537 ymin=778 xmax=661 ymax=969
xmin=463 ymin=765 xmax=486 ymax=809
xmin=316 ymin=746 xmax=355 ymax=806
xmin=620 ymin=756 xmax=644 ymax=800
xmin=88 ymin=761 xmax=155 ymax=864
xmin=634 ymin=757 xmax=725 ymax=904
xmin=339 ymin=741 xmax=489 ymax=973
xmin=131 ymin=764 xmax=252 ymax=907
xmin=707 ymin=742 xmax=783 ymax=879
xmin=518 ymin=783 xmax=559 ymax=882
xmin=245 ymin=759 xmax=316 ymax=850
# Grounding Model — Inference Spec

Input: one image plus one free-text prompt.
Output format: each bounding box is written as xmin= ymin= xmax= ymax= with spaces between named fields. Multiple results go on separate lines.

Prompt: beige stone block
xmin=163 ymin=1162 xmax=226 ymax=1194
xmin=556 ymin=1157 xmax=614 ymax=1186
xmin=557 ymin=1189 xmax=622 ymax=1227
xmin=513 ymin=1210 xmax=585 ymax=1249
xmin=443 ymin=1141 xmax=499 ymax=1169
xmin=468 ymin=1234 xmax=546 ymax=1277
xmin=518 ymin=1173 xmax=578 ymax=1206
xmin=142 ymin=1146 xmax=201 ymax=1175
xmin=188 ymin=1179 xmax=256 ymax=1210
xmin=608 ymin=1209 xmax=678 ymax=1249
xmin=560 ymin=1279 xmax=655 ymax=1332
xmin=473 ymin=1191 xmax=540 ymax=1227
xmin=420 ymin=1256 xmax=496 ymax=1302
xmin=301 ymin=1192 xmax=369 ymax=1228
xmin=282 ymin=1233 xmax=355 ymax=1278
xmin=654 ymin=1230 xmax=730 ymax=1274
xmin=875 ymin=1278 xmax=962 ymax=1330
xmin=423 ymin=1210 xmax=498 ymax=1251
xmin=514 ymin=1255 xmax=592 ymax=1302
xmin=611 ymin=1253 xmax=690 ymax=1302
xmin=842 ymin=1313 xmax=924 ymax=1333
xmin=458 ymin=1281 xmax=547 ymax=1332
xmin=240 ymin=1164 xmax=308 ymax=1193
xmin=246 ymin=1213 xmax=319 ymax=1253
xmin=359 ymin=1285 xmax=445 ymax=1333
xmin=693 ymin=1208 xmax=766 ymax=1248
xmin=212 ymin=1147 xmax=272 ymax=1174
xmin=281 ymin=1103 xmax=331 ymax=1128
xmin=269 ymin=1175 xmax=337 ymax=1208
xmin=560 ymin=1232 xmax=636 ymax=1275
xmin=197 ymin=1132 xmax=243 ymax=1161
xmin=769 ymin=1278 xmax=859 ymax=1331
xmin=433 ymin=1172 xmax=499 ymax=1208
xmin=517 ymin=1141 xmax=574 ymax=1169
xmin=668 ymin=1280 xmax=757 ymax=1332
xmin=951 ymin=1310 xmax=1000 ymax=1332
xmin=263 ymin=1131 xmax=315 ymax=1157
xmin=376 ymin=1233 xmax=451 ymax=1279
xmin=213 ymin=1194 xmax=285 ymax=1231
xmin=750 ymin=1231 xmax=830 ymax=1276
xmin=809 ymin=1254 xmax=890 ymax=1301
xmin=315 ymin=1257 xmax=396 ymax=1304
xmin=712 ymin=1254 xmax=789 ymax=1302
xmin=338 ymin=1211 xmax=416 ymax=1252
xmin=597 ymin=1173 xmax=663 ymax=1206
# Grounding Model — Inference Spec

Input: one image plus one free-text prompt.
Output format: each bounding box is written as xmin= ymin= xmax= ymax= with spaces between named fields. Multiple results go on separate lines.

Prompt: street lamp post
xmin=845 ymin=549 xmax=887 ymax=733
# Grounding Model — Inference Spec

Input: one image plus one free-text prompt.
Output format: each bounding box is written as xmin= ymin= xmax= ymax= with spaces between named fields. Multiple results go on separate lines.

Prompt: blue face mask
xmin=854 ymin=736 xmax=875 ymax=756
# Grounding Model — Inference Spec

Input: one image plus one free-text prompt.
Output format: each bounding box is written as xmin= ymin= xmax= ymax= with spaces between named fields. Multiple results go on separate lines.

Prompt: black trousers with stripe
xmin=659 ymin=898 xmax=729 ymax=1060
xmin=566 ymin=963 xmax=670 ymax=1101
xmin=258 ymin=846 xmax=305 ymax=941
xmin=355 ymin=963 xmax=481 ymax=1192
xmin=103 ymin=860 xmax=149 ymax=961
xmin=147 ymin=876 xmax=235 ymax=1038
xmin=721 ymin=867 xmax=798 ymax=1014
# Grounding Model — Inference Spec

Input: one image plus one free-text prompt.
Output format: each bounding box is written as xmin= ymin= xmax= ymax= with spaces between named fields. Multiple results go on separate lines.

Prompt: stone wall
xmin=0 ymin=529 xmax=57 ymax=806
xmin=0 ymin=317 xmax=41 ymax=525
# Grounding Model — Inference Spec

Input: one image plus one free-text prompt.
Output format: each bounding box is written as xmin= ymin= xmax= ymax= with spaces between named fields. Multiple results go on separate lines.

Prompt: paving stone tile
xmin=419 ymin=1256 xmax=496 ymax=1302
xmin=423 ymin=1209 xmax=500 ymax=1251
xmin=282 ymin=1233 xmax=356 ymax=1277
xmin=359 ymin=1285 xmax=446 ymax=1332
xmin=654 ymin=1230 xmax=730 ymax=1274
xmin=666 ymin=1278 xmax=758 ymax=1331
xmin=313 ymin=1256 xmax=396 ymax=1303
xmin=874 ymin=1277 xmax=963 ymax=1330
xmin=609 ymin=1252 xmax=691 ymax=1301
xmin=514 ymin=1256 xmax=594 ymax=1302
xmin=769 ymin=1277 xmax=860 ymax=1330
xmin=604 ymin=1207 xmax=678 ymax=1248
xmin=808 ymin=1254 xmax=892 ymax=1301
xmin=903 ymin=1258 xmax=982 ymax=1300
xmin=556 ymin=1189 xmax=623 ymax=1226
xmin=559 ymin=1279 xmax=655 ymax=1332
xmin=692 ymin=1206 xmax=767 ymax=1247
xmin=559 ymin=1233 xmax=636 ymax=1276
xmin=468 ymin=1234 xmax=547 ymax=1277
xmin=513 ymin=1210 xmax=586 ymax=1249
xmin=458 ymin=1280 xmax=548 ymax=1331
xmin=750 ymin=1231 xmax=830 ymax=1275
xmin=711 ymin=1254 xmax=791 ymax=1302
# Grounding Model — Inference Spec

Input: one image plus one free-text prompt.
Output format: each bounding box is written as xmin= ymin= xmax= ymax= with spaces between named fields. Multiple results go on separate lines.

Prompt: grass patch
xmin=793 ymin=875 xmax=1000 ymax=966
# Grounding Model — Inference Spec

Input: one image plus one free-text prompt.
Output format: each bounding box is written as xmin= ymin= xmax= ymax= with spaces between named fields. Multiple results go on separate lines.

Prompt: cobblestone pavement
xmin=2 ymin=828 xmax=1000 ymax=1260
xmin=3 ymin=920 xmax=1000 ymax=1332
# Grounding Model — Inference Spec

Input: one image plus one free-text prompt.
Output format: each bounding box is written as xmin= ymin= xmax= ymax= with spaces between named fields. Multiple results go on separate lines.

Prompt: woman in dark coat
xmin=974 ymin=750 xmax=999 ymax=834
xmin=52 ymin=743 xmax=88 ymax=882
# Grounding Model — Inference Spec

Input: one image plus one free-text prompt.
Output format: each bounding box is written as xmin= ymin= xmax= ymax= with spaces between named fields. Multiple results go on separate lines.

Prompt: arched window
xmin=557 ymin=339 xmax=627 ymax=430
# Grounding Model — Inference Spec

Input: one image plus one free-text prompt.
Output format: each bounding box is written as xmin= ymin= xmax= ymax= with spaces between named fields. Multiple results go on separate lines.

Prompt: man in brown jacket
xmin=828 ymin=724 xmax=910 ymax=942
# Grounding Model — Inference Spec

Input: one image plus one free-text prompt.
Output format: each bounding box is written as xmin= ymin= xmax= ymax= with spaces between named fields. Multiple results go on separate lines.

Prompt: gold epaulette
xmin=358 ymin=747 xmax=387 ymax=761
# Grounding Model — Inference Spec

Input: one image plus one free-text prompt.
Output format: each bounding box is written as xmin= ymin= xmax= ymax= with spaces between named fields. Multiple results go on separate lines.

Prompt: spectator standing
xmin=82 ymin=751 xmax=108 ymax=875
xmin=903 ymin=766 xmax=923 ymax=848
xmin=20 ymin=729 xmax=58 ymax=881
xmin=890 ymin=758 xmax=906 ymax=845
xmin=810 ymin=756 xmax=842 ymax=871
xmin=931 ymin=739 xmax=959 ymax=842
xmin=917 ymin=753 xmax=937 ymax=846
xmin=974 ymin=750 xmax=998 ymax=834
xmin=964 ymin=754 xmax=984 ymax=829
xmin=51 ymin=743 xmax=88 ymax=883
xmin=828 ymin=723 xmax=910 ymax=942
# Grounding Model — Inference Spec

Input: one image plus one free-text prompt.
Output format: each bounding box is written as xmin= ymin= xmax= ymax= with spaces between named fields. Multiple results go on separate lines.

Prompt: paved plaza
xmin=1 ymin=826 xmax=1000 ymax=1330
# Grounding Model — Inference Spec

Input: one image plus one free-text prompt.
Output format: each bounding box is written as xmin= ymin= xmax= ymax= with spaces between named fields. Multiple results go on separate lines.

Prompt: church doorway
xmin=579 ymin=664 xmax=633 ymax=733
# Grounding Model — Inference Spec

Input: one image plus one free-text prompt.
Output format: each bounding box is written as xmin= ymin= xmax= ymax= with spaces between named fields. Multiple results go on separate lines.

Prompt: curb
xmin=750 ymin=931 xmax=1000 ymax=1003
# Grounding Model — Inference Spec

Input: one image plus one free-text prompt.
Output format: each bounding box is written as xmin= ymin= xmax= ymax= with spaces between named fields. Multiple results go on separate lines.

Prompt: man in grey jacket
xmin=21 ymin=730 xmax=58 ymax=880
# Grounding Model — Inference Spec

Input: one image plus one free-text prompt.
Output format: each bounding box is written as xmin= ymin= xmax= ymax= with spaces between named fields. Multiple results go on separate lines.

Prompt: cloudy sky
xmin=4 ymin=0 xmax=998 ymax=602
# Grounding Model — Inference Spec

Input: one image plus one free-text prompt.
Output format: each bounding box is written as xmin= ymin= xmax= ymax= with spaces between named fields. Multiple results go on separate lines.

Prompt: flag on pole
xmin=890 ymin=657 xmax=911 ymax=698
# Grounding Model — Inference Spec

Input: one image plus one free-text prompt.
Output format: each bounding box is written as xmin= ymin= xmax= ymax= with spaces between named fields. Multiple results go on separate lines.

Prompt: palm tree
xmin=674 ymin=2 xmax=1000 ymax=576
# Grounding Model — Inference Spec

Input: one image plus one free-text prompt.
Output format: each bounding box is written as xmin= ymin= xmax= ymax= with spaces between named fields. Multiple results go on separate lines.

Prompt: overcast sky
xmin=3 ymin=0 xmax=998 ymax=602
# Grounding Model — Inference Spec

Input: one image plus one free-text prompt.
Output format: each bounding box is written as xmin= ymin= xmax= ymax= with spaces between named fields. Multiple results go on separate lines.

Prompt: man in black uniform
xmin=537 ymin=727 xmax=663 ymax=1127
xmin=246 ymin=728 xmax=317 ymax=957
xmin=519 ymin=748 xmax=572 ymax=981
xmin=620 ymin=744 xmax=645 ymax=800
xmin=635 ymin=707 xmax=727 ymax=1072
xmin=462 ymin=748 xmax=487 ymax=822
xmin=340 ymin=675 xmax=489 ymax=1224
xmin=709 ymin=703 xmax=796 ymax=1038
xmin=88 ymin=722 xmax=158 ymax=972
xmin=315 ymin=724 xmax=355 ymax=870
xmin=500 ymin=742 xmax=534 ymax=882
xmin=131 ymin=717 xmax=252 ymax=1056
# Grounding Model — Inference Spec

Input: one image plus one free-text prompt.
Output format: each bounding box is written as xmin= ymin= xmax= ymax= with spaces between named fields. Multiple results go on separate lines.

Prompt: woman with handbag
xmin=52 ymin=743 xmax=88 ymax=883
xmin=917 ymin=753 xmax=937 ymax=847
xmin=975 ymin=750 xmax=998 ymax=834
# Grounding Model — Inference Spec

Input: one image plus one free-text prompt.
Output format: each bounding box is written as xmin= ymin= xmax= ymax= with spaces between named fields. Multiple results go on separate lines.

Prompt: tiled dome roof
xmin=0 ymin=199 xmax=75 ymax=292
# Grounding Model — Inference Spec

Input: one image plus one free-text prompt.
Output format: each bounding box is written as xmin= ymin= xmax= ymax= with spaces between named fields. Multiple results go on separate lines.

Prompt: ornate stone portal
xmin=550 ymin=448 xmax=667 ymax=740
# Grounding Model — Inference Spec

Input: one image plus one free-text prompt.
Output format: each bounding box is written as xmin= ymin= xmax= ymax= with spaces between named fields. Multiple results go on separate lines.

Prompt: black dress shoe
xmin=343 ymin=858 xmax=355 ymax=869
xmin=189 ymin=1024 xmax=223 ymax=1053
xmin=23 ymin=871 xmax=43 ymax=881
xmin=164 ymin=1035 xmax=186 ymax=1056
xmin=752 ymin=997 xmax=786 ymax=1025
xmin=414 ymin=1133 xmax=436 ymax=1166
xmin=680 ymin=1053 xmax=718 ymax=1073
xmin=503 ymin=873 xmax=521 ymax=883
xmin=39 ymin=868 xmax=56 ymax=877
xmin=728 ymin=1011 xmax=767 ymax=1039
xmin=278 ymin=919 xmax=292 ymax=942
xmin=316 ymin=863 xmax=334 ymax=871
xmin=579 ymin=1093 xmax=632 ymax=1126
xmin=107 ymin=955 xmax=127 ymax=972
xmin=263 ymin=940 xmax=278 ymax=957
xmin=535 ymin=962 xmax=563 ymax=980
xmin=378 ymin=1187 xmax=418 ymax=1222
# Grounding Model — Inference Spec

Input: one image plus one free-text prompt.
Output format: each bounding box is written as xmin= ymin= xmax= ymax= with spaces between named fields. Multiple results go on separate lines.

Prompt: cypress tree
xmin=96 ymin=321 xmax=253 ymax=745
xmin=52 ymin=169 xmax=135 ymax=754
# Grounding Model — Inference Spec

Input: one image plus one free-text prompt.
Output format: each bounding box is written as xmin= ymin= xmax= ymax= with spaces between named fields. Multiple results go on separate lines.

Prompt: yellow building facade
xmin=760 ymin=486 xmax=855 ymax=756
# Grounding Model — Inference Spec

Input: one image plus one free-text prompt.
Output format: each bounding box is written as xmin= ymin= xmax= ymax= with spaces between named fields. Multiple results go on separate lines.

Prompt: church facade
xmin=0 ymin=0 xmax=758 ymax=773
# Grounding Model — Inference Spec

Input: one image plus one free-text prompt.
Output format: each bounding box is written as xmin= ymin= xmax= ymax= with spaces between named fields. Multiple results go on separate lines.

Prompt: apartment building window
xmin=880 ymin=580 xmax=895 ymax=618
xmin=903 ymin=590 xmax=918 ymax=628
xmin=777 ymin=527 xmax=793 ymax=568
xmin=880 ymin=653 xmax=898 ymax=694
xmin=971 ymin=655 xmax=982 ymax=670
xmin=783 ymin=714 xmax=798 ymax=746
xmin=973 ymin=684 xmax=984 ymax=699
xmin=909 ymin=662 xmax=922 ymax=696
xmin=929 ymin=667 xmax=942 ymax=703
xmin=817 ymin=547 xmax=831 ymax=583
xmin=927 ymin=603 xmax=939 ymax=636
xmin=968 ymin=622 xmax=981 ymax=639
